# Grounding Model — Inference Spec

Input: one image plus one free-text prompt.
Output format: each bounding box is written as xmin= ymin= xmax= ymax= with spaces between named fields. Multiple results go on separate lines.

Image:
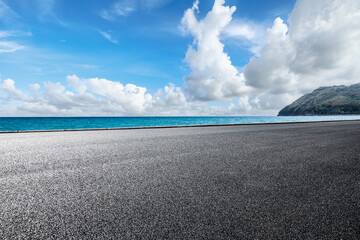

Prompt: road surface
xmin=0 ymin=121 xmax=359 ymax=239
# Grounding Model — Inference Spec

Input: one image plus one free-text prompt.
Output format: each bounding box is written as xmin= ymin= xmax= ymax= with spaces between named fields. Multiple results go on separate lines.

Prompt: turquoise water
xmin=0 ymin=116 xmax=360 ymax=132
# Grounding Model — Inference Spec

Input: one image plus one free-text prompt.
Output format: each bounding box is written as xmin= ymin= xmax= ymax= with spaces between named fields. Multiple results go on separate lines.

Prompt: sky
xmin=0 ymin=0 xmax=359 ymax=116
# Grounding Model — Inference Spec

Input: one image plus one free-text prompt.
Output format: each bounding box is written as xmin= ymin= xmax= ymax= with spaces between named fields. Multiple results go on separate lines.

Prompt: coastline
xmin=1 ymin=118 xmax=360 ymax=134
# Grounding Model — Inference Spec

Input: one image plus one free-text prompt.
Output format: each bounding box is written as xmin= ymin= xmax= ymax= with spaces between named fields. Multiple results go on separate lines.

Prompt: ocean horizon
xmin=1 ymin=116 xmax=360 ymax=132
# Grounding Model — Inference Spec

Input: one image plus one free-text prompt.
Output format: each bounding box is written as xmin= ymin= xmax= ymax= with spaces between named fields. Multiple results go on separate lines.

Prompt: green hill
xmin=278 ymin=83 xmax=360 ymax=116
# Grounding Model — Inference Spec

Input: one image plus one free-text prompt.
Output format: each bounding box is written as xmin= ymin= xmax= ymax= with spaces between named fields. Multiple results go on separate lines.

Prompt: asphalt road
xmin=1 ymin=121 xmax=360 ymax=239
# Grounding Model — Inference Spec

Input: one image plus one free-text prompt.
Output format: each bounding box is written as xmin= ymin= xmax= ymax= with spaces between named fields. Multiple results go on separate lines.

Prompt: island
xmin=278 ymin=83 xmax=360 ymax=116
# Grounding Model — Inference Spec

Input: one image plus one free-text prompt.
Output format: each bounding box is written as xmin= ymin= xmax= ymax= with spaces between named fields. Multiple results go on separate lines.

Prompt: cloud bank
xmin=0 ymin=75 xmax=227 ymax=116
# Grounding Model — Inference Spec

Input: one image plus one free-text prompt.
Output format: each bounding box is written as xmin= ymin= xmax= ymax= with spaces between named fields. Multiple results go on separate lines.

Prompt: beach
xmin=1 ymin=120 xmax=359 ymax=239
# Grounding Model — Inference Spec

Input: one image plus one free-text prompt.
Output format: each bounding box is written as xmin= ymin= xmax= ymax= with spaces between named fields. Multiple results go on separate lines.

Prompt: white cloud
xmin=0 ymin=75 xmax=255 ymax=116
xmin=36 ymin=0 xmax=56 ymax=15
xmin=0 ymin=3 xmax=27 ymax=54
xmin=17 ymin=102 xmax=59 ymax=115
xmin=223 ymin=94 xmax=293 ymax=116
xmin=0 ymin=30 xmax=15 ymax=38
xmin=223 ymin=21 xmax=257 ymax=40
xmin=100 ymin=0 xmax=174 ymax=20
xmin=152 ymin=83 xmax=187 ymax=113
xmin=0 ymin=41 xmax=25 ymax=53
xmin=0 ymin=75 xmax=200 ymax=116
xmin=244 ymin=0 xmax=360 ymax=97
xmin=0 ymin=0 xmax=7 ymax=16
xmin=70 ymin=64 xmax=98 ymax=70
xmin=0 ymin=32 xmax=31 ymax=55
xmin=67 ymin=75 xmax=152 ymax=114
xmin=100 ymin=1 xmax=135 ymax=20
xmin=43 ymin=81 xmax=75 ymax=109
xmin=222 ymin=19 xmax=266 ymax=56
xmin=0 ymin=78 xmax=28 ymax=100
xmin=0 ymin=30 xmax=30 ymax=53
xmin=180 ymin=0 xmax=251 ymax=101
xmin=35 ymin=0 xmax=66 ymax=26
xmin=0 ymin=30 xmax=32 ymax=38
xmin=0 ymin=0 xmax=18 ymax=21
xmin=98 ymin=31 xmax=118 ymax=44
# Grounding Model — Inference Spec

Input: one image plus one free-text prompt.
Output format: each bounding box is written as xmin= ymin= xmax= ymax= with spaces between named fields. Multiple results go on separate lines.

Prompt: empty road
xmin=1 ymin=121 xmax=360 ymax=239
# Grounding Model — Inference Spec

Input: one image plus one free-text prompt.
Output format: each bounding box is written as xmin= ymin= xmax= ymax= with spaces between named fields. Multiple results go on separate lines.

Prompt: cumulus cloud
xmin=178 ymin=0 xmax=360 ymax=113
xmin=0 ymin=75 xmax=214 ymax=116
xmin=151 ymin=83 xmax=189 ymax=115
xmin=67 ymin=75 xmax=153 ymax=114
xmin=0 ymin=79 xmax=28 ymax=100
xmin=0 ymin=75 xmax=251 ymax=116
xmin=244 ymin=0 xmax=360 ymax=96
xmin=180 ymin=0 xmax=251 ymax=101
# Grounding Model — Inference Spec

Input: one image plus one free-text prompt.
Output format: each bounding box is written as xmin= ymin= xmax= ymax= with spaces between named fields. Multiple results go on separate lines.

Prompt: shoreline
xmin=1 ymin=118 xmax=360 ymax=134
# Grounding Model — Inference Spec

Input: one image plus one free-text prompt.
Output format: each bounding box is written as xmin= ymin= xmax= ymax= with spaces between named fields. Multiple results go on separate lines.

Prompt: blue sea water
xmin=0 ymin=116 xmax=360 ymax=132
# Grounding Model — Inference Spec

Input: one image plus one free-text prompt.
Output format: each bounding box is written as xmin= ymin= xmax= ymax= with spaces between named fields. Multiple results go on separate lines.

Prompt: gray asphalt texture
xmin=1 ymin=121 xmax=360 ymax=239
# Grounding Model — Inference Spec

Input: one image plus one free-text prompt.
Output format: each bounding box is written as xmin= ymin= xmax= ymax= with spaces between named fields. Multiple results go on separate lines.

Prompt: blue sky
xmin=1 ymin=0 xmax=358 ymax=116
xmin=0 ymin=0 xmax=294 ymax=92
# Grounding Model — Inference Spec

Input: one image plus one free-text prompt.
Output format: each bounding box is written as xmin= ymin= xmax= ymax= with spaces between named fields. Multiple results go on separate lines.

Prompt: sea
xmin=0 ymin=116 xmax=360 ymax=132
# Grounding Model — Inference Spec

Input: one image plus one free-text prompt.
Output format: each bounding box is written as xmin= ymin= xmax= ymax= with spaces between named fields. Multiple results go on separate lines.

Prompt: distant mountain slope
xmin=278 ymin=83 xmax=360 ymax=116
